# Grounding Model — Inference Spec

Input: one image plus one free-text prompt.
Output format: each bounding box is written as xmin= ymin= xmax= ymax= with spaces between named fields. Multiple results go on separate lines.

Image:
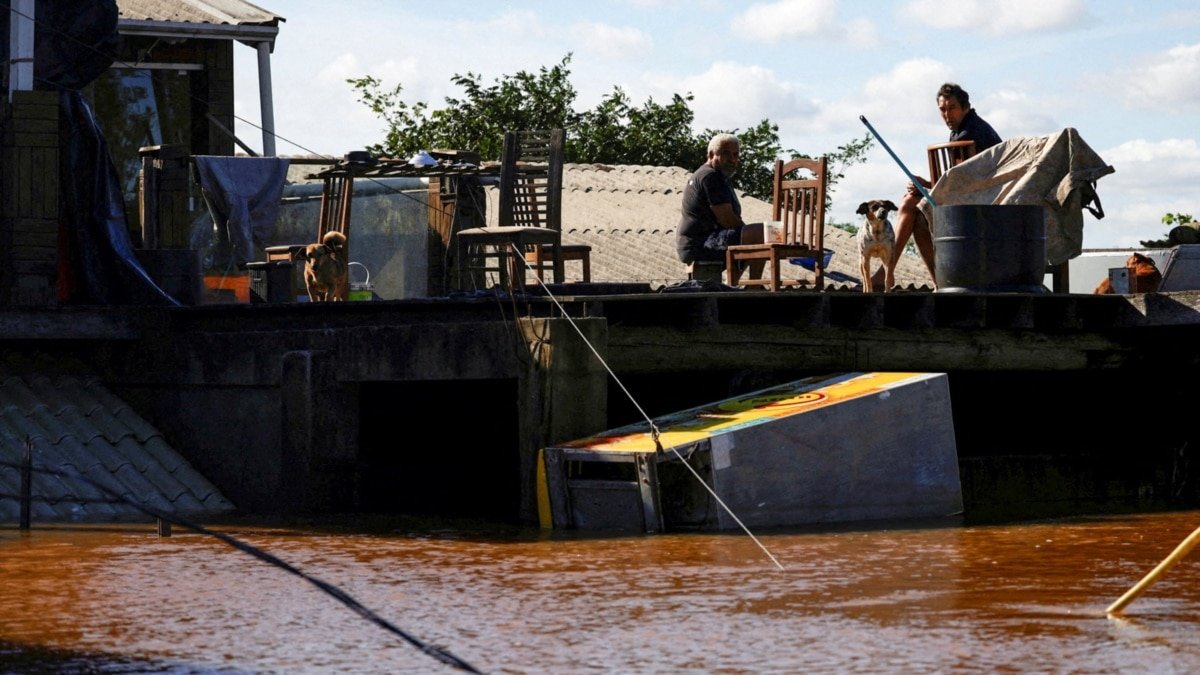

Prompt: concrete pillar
xmin=255 ymin=41 xmax=276 ymax=157
xmin=280 ymin=350 xmax=359 ymax=511
xmin=516 ymin=317 xmax=609 ymax=523
xmin=7 ymin=0 xmax=35 ymax=100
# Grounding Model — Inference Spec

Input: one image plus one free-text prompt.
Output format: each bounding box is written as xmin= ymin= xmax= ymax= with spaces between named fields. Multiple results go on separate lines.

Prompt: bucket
xmin=932 ymin=204 xmax=1047 ymax=293
xmin=347 ymin=261 xmax=374 ymax=301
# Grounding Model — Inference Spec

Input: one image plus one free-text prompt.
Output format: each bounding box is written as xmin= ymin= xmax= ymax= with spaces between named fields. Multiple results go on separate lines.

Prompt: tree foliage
xmin=348 ymin=53 xmax=872 ymax=207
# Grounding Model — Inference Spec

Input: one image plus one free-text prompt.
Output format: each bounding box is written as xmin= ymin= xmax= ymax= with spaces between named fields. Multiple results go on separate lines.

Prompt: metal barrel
xmin=932 ymin=205 xmax=1047 ymax=293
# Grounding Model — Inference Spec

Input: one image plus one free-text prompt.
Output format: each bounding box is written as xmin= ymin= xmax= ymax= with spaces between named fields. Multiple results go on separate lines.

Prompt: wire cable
xmin=0 ymin=458 xmax=486 ymax=674
xmin=507 ymin=245 xmax=786 ymax=571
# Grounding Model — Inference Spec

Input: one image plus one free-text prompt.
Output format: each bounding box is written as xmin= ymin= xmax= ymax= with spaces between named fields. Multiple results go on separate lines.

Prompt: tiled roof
xmin=0 ymin=372 xmax=235 ymax=523
xmin=484 ymin=163 xmax=935 ymax=289
xmin=117 ymin=0 xmax=283 ymax=25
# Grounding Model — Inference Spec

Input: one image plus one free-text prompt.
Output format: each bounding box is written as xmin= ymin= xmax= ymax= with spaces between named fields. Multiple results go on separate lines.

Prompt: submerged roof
xmin=117 ymin=0 xmax=283 ymax=26
xmin=484 ymin=163 xmax=934 ymax=289
xmin=0 ymin=372 xmax=235 ymax=523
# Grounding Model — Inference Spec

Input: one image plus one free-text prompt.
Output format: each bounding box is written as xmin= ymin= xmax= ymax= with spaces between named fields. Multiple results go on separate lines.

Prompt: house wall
xmin=0 ymin=91 xmax=60 ymax=306
xmin=112 ymin=35 xmax=235 ymax=157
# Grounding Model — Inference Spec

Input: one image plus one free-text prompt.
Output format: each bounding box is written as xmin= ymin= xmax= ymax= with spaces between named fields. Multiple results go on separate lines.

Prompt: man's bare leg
xmin=741 ymin=222 xmax=765 ymax=280
xmin=910 ymin=212 xmax=937 ymax=283
xmin=889 ymin=189 xmax=937 ymax=288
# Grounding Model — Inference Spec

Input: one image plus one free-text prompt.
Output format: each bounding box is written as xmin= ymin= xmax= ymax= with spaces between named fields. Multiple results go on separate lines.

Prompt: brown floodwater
xmin=2 ymin=510 xmax=1199 ymax=674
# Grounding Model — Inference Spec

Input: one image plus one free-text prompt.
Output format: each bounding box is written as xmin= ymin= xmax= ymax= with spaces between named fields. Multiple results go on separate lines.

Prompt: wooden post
xmin=157 ymin=518 xmax=172 ymax=537
xmin=20 ymin=436 xmax=32 ymax=530
xmin=136 ymin=144 xmax=192 ymax=249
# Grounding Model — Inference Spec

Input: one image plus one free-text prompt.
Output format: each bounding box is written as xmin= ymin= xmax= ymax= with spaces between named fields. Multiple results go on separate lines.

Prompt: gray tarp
xmin=922 ymin=128 xmax=1115 ymax=265
xmin=193 ymin=155 xmax=290 ymax=268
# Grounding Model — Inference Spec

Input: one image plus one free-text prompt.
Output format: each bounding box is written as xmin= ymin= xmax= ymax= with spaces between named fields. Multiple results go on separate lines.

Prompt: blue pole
xmin=859 ymin=115 xmax=937 ymax=207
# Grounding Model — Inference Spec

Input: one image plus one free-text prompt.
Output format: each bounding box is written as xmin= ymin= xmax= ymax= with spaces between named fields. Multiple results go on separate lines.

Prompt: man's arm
xmin=710 ymin=202 xmax=744 ymax=229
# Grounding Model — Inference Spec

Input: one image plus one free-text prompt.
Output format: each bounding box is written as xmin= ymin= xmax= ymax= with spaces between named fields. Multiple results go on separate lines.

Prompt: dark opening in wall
xmin=358 ymin=379 xmax=521 ymax=521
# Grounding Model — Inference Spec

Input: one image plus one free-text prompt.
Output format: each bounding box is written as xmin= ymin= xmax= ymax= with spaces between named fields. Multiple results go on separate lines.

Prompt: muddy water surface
xmin=2 ymin=511 xmax=1199 ymax=673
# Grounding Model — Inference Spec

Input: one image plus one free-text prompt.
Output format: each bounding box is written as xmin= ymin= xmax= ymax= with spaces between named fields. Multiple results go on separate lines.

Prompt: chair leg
xmin=552 ymin=244 xmax=564 ymax=284
xmin=527 ymin=247 xmax=544 ymax=281
xmin=1049 ymin=261 xmax=1069 ymax=293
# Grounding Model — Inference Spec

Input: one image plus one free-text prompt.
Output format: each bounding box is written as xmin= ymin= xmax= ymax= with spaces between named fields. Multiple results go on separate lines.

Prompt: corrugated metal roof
xmin=117 ymin=0 xmax=284 ymax=26
xmin=0 ymin=372 xmax=235 ymax=523
xmin=483 ymin=163 xmax=935 ymax=289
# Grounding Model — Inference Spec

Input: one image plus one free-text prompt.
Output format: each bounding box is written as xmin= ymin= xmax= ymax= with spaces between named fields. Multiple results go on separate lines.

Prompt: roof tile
xmin=485 ymin=163 xmax=934 ymax=288
xmin=0 ymin=372 xmax=235 ymax=523
xmin=117 ymin=0 xmax=283 ymax=26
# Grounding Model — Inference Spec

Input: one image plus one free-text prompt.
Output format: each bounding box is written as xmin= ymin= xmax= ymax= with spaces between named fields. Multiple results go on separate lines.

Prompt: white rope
xmin=510 ymin=244 xmax=785 ymax=571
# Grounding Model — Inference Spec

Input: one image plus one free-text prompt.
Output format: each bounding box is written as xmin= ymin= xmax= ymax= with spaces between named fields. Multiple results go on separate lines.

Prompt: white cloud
xmin=1103 ymin=138 xmax=1200 ymax=195
xmin=975 ymin=89 xmax=1058 ymax=138
xmin=316 ymin=53 xmax=362 ymax=85
xmin=1114 ymin=43 xmax=1200 ymax=111
xmin=903 ymin=0 xmax=1089 ymax=36
xmin=571 ymin=23 xmax=653 ymax=60
xmin=368 ymin=58 xmax=424 ymax=91
xmin=674 ymin=61 xmax=814 ymax=132
xmin=845 ymin=58 xmax=954 ymax=135
xmin=732 ymin=0 xmax=842 ymax=42
xmin=621 ymin=0 xmax=681 ymax=8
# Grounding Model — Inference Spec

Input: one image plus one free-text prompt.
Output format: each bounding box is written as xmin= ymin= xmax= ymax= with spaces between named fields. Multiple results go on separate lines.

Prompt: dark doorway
xmin=358 ymin=379 xmax=522 ymax=521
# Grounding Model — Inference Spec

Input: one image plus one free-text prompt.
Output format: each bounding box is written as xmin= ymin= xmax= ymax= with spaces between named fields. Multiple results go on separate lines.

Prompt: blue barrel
xmin=933 ymin=205 xmax=1047 ymax=293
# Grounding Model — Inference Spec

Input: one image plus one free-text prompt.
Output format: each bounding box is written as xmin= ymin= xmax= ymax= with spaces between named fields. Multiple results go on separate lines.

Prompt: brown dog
xmin=1093 ymin=252 xmax=1162 ymax=294
xmin=294 ymin=230 xmax=348 ymax=302
xmin=856 ymin=200 xmax=898 ymax=292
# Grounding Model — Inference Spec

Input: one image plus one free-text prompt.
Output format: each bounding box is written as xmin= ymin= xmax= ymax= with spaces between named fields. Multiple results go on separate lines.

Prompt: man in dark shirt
xmin=888 ymin=83 xmax=1001 ymax=286
xmin=677 ymin=133 xmax=762 ymax=265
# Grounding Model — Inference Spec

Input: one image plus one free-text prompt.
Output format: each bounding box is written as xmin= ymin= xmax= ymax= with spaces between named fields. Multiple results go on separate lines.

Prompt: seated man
xmin=888 ymin=83 xmax=1002 ymax=286
xmin=677 ymin=133 xmax=763 ymax=271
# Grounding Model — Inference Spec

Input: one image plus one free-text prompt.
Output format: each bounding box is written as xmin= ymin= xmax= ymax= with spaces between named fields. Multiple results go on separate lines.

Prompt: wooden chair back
xmin=772 ymin=156 xmax=827 ymax=254
xmin=724 ymin=156 xmax=827 ymax=292
xmin=927 ymin=140 xmax=977 ymax=185
xmin=499 ymin=129 xmax=564 ymax=230
xmin=500 ymin=128 xmax=592 ymax=282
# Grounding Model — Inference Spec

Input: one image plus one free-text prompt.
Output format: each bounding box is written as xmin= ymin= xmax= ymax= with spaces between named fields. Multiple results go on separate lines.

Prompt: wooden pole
xmin=1107 ymin=525 xmax=1200 ymax=615
xmin=19 ymin=436 xmax=32 ymax=530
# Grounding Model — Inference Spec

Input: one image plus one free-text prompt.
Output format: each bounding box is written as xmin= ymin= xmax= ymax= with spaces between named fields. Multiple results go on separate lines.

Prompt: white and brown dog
xmin=856 ymin=200 xmax=898 ymax=293
xmin=293 ymin=230 xmax=348 ymax=302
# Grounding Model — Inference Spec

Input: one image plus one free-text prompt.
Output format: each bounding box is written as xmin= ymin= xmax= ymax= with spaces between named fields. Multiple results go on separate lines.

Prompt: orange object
xmin=203 ymin=272 xmax=250 ymax=303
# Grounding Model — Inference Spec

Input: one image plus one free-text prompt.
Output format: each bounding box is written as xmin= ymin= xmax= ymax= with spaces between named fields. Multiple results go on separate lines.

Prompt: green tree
xmin=1162 ymin=212 xmax=1195 ymax=227
xmin=348 ymin=53 xmax=872 ymax=207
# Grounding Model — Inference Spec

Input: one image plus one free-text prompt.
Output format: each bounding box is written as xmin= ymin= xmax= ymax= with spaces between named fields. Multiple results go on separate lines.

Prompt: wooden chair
xmin=508 ymin=130 xmax=591 ymax=283
xmin=725 ymin=156 xmax=828 ymax=292
xmin=457 ymin=129 xmax=589 ymax=290
xmin=927 ymin=140 xmax=977 ymax=185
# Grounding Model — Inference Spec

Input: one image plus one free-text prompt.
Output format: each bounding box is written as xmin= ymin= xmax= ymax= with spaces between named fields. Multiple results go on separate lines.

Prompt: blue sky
xmin=234 ymin=0 xmax=1200 ymax=249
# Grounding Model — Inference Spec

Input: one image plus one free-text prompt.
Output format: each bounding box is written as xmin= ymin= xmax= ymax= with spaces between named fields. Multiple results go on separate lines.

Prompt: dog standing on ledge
xmin=294 ymin=230 xmax=347 ymax=302
xmin=856 ymin=200 xmax=898 ymax=292
xmin=1094 ymin=252 xmax=1162 ymax=294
